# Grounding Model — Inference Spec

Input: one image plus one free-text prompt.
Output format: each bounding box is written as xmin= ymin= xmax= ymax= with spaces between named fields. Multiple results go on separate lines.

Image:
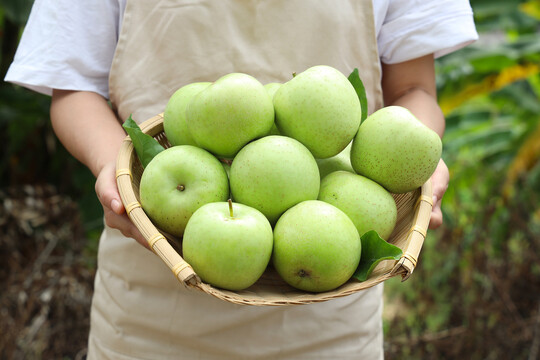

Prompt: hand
xmin=95 ymin=162 xmax=150 ymax=250
xmin=429 ymin=158 xmax=449 ymax=229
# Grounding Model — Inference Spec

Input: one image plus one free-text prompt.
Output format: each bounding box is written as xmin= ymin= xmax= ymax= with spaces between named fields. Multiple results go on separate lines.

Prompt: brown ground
xmin=1 ymin=185 xmax=94 ymax=360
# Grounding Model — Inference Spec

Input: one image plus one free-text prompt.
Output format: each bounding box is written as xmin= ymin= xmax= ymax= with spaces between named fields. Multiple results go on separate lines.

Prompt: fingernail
xmin=111 ymin=199 xmax=122 ymax=213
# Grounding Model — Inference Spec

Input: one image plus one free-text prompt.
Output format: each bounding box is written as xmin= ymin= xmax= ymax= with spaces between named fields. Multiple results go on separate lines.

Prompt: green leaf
xmin=348 ymin=68 xmax=368 ymax=123
xmin=353 ymin=230 xmax=403 ymax=282
xmin=122 ymin=115 xmax=165 ymax=168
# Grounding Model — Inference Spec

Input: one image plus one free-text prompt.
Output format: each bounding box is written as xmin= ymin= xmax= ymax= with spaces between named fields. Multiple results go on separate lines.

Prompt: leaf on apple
xmin=347 ymin=68 xmax=368 ymax=123
xmin=353 ymin=230 xmax=403 ymax=282
xmin=122 ymin=115 xmax=165 ymax=168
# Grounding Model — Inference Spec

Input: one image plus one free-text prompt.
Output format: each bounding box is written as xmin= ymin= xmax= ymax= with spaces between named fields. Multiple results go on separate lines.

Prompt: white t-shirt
xmin=5 ymin=0 xmax=478 ymax=99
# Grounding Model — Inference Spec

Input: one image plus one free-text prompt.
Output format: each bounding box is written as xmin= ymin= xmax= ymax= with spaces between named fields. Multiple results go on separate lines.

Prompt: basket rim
xmin=116 ymin=113 xmax=433 ymax=306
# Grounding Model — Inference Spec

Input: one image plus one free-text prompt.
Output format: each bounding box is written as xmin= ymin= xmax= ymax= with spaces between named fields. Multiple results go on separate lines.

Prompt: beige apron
xmin=89 ymin=1 xmax=385 ymax=359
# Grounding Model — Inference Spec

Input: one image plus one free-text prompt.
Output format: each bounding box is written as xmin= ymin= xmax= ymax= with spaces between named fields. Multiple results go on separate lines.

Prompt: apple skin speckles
xmin=350 ymin=106 xmax=442 ymax=194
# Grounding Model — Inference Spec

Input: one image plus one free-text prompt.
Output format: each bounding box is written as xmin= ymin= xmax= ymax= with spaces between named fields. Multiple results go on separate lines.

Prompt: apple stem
xmin=228 ymin=199 xmax=234 ymax=218
xmin=177 ymin=184 xmax=185 ymax=191
xmin=219 ymin=158 xmax=233 ymax=166
xmin=292 ymin=72 xmax=297 ymax=78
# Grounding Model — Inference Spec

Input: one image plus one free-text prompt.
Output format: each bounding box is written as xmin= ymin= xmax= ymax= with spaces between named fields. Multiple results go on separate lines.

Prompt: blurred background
xmin=1 ymin=0 xmax=539 ymax=359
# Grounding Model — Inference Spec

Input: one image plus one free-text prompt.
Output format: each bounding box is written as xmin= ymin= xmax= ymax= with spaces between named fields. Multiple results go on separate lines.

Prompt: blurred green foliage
xmin=385 ymin=1 xmax=540 ymax=358
xmin=0 ymin=0 xmax=33 ymax=25
xmin=1 ymin=0 xmax=539 ymax=358
xmin=0 ymin=1 xmax=103 ymax=244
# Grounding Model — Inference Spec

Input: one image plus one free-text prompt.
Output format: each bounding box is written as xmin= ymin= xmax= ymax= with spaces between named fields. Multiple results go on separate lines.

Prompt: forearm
xmin=381 ymin=54 xmax=445 ymax=137
xmin=50 ymin=90 xmax=126 ymax=177
xmin=50 ymin=89 xmax=148 ymax=246
xmin=386 ymin=88 xmax=445 ymax=137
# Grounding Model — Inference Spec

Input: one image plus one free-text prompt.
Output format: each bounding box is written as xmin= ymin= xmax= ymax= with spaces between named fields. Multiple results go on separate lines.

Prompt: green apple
xmin=182 ymin=200 xmax=273 ymax=291
xmin=221 ymin=161 xmax=232 ymax=199
xmin=272 ymin=200 xmax=361 ymax=292
xmin=139 ymin=145 xmax=229 ymax=237
xmin=221 ymin=161 xmax=231 ymax=178
xmin=273 ymin=65 xmax=361 ymax=159
xmin=264 ymin=82 xmax=282 ymax=99
xmin=316 ymin=142 xmax=354 ymax=180
xmin=186 ymin=73 xmax=274 ymax=158
xmin=351 ymin=106 xmax=442 ymax=194
xmin=229 ymin=135 xmax=320 ymax=224
xmin=264 ymin=82 xmax=282 ymax=135
xmin=318 ymin=171 xmax=397 ymax=240
xmin=163 ymin=82 xmax=211 ymax=146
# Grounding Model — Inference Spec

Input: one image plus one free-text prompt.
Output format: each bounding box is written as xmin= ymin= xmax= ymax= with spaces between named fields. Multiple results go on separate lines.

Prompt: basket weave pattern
xmin=116 ymin=114 xmax=433 ymax=306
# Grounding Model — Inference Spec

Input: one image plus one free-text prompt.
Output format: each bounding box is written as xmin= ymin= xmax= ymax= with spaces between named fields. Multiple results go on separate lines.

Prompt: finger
xmin=95 ymin=164 xmax=125 ymax=215
xmin=431 ymin=182 xmax=448 ymax=209
xmin=431 ymin=166 xmax=449 ymax=201
xmin=427 ymin=159 xmax=449 ymax=229
xmin=104 ymin=208 xmax=151 ymax=250
xmin=429 ymin=195 xmax=443 ymax=229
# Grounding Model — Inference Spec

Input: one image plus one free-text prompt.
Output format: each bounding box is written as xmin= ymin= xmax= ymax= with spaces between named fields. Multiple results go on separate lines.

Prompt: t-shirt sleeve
xmin=378 ymin=0 xmax=478 ymax=64
xmin=4 ymin=0 xmax=121 ymax=98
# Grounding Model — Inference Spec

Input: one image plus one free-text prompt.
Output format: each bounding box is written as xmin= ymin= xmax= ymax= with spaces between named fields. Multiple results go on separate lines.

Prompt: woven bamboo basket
xmin=116 ymin=113 xmax=433 ymax=306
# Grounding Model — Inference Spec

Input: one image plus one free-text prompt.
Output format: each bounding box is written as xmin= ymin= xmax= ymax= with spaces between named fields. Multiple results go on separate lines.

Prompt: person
xmin=5 ymin=0 xmax=478 ymax=358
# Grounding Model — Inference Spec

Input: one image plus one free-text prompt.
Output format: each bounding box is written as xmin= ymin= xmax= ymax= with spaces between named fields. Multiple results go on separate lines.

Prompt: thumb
xmin=95 ymin=163 xmax=125 ymax=215
xmin=110 ymin=198 xmax=124 ymax=214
